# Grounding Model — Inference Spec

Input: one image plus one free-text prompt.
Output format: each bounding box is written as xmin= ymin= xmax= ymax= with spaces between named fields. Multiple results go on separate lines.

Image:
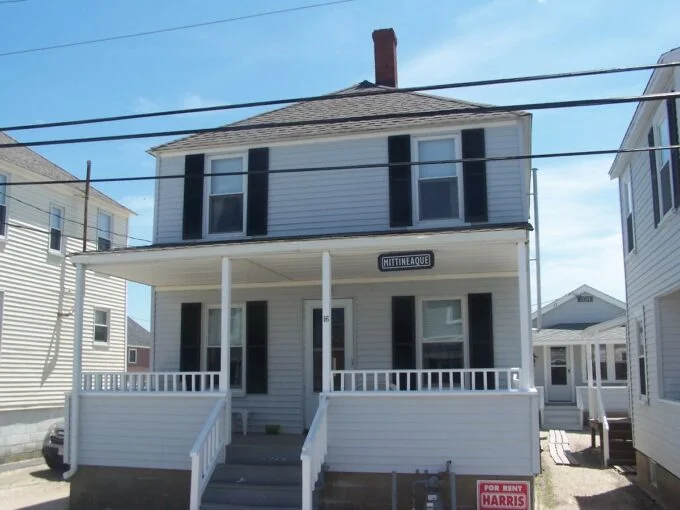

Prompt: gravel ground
xmin=535 ymin=430 xmax=663 ymax=509
xmin=0 ymin=463 xmax=69 ymax=510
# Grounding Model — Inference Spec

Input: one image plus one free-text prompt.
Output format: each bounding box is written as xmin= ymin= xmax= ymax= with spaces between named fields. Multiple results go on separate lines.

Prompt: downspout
xmin=532 ymin=168 xmax=543 ymax=331
xmin=64 ymin=263 xmax=85 ymax=480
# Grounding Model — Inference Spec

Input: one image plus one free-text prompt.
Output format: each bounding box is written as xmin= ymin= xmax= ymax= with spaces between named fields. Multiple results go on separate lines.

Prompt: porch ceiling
xmin=72 ymin=229 xmax=525 ymax=288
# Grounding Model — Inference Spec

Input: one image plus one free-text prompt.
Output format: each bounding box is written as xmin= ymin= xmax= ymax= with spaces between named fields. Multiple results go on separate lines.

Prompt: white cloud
xmin=133 ymin=94 xmax=226 ymax=114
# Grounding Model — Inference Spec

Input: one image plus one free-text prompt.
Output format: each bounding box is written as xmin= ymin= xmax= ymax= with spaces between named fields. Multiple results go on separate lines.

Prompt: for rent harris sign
xmin=477 ymin=481 xmax=529 ymax=510
xmin=377 ymin=251 xmax=434 ymax=272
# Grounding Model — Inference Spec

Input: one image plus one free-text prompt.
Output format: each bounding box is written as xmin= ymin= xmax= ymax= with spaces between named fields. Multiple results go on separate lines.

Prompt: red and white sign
xmin=477 ymin=480 xmax=530 ymax=510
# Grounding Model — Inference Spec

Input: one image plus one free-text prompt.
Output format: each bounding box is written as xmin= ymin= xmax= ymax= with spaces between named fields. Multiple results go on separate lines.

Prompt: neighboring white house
xmin=64 ymin=29 xmax=539 ymax=510
xmin=609 ymin=47 xmax=680 ymax=507
xmin=0 ymin=131 xmax=131 ymax=464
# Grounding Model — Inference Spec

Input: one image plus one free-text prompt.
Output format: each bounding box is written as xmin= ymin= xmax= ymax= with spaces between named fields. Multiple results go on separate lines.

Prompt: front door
xmin=304 ymin=299 xmax=354 ymax=429
xmin=547 ymin=346 xmax=573 ymax=402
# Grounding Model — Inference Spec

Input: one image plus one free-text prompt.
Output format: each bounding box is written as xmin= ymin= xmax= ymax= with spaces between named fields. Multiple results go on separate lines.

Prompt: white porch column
xmin=322 ymin=251 xmax=332 ymax=393
xmin=220 ymin=257 xmax=231 ymax=392
xmin=65 ymin=263 xmax=86 ymax=477
xmin=586 ymin=342 xmax=596 ymax=421
xmin=517 ymin=241 xmax=532 ymax=391
xmin=594 ymin=341 xmax=603 ymax=389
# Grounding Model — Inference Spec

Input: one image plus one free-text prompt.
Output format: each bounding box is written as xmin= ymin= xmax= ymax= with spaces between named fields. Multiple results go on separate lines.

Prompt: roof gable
xmin=533 ymin=284 xmax=626 ymax=328
xmin=151 ymin=82 xmax=528 ymax=153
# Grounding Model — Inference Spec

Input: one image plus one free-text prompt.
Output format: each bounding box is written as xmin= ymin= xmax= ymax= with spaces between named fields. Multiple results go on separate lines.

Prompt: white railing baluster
xmin=79 ymin=371 xmax=223 ymax=394
xmin=301 ymin=396 xmax=329 ymax=510
xmin=495 ymin=371 xmax=500 ymax=390
xmin=438 ymin=371 xmax=443 ymax=391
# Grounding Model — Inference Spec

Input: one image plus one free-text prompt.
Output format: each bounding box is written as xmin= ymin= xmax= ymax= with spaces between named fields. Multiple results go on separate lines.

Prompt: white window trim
xmin=634 ymin=308 xmax=649 ymax=403
xmin=93 ymin=307 xmax=110 ymax=345
xmin=204 ymin=303 xmax=246 ymax=396
xmin=203 ymin=153 xmax=248 ymax=239
xmin=97 ymin=209 xmax=113 ymax=251
xmin=411 ymin=134 xmax=465 ymax=227
xmin=652 ymin=107 xmax=676 ymax=222
xmin=416 ymin=296 xmax=468 ymax=369
xmin=128 ymin=347 xmax=138 ymax=364
xmin=0 ymin=172 xmax=9 ymax=241
xmin=48 ymin=203 xmax=66 ymax=255
xmin=580 ymin=343 xmax=628 ymax=384
xmin=622 ymin=168 xmax=636 ymax=256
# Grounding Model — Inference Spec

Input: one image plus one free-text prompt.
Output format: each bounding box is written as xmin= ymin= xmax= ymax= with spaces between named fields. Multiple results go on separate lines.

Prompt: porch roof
xmin=70 ymin=224 xmax=529 ymax=289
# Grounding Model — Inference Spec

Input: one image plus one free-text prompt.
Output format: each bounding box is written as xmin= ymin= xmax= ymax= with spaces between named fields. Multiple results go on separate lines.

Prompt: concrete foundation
xmin=319 ymin=472 xmax=534 ymax=510
xmin=0 ymin=407 xmax=62 ymax=464
xmin=70 ymin=465 xmax=191 ymax=510
xmin=636 ymin=450 xmax=680 ymax=510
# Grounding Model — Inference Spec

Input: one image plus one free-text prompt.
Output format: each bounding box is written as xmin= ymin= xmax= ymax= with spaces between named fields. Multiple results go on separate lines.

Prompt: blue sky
xmin=2 ymin=0 xmax=680 ymax=329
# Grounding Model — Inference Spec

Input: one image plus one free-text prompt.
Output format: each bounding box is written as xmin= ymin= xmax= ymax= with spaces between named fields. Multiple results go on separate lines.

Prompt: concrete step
xmin=202 ymin=482 xmax=302 ymax=508
xmin=225 ymin=444 xmax=302 ymax=466
xmin=211 ymin=463 xmax=302 ymax=486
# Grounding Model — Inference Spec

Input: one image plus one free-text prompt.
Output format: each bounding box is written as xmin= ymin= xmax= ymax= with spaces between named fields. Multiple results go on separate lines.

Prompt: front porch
xmin=66 ymin=228 xmax=538 ymax=509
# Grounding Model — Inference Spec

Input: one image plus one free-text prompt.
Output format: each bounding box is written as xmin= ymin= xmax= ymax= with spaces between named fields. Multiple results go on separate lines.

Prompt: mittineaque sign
xmin=477 ymin=481 xmax=529 ymax=510
xmin=377 ymin=251 xmax=434 ymax=272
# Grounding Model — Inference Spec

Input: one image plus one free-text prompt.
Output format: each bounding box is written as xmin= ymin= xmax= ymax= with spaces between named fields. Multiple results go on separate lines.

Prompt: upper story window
xmin=97 ymin=211 xmax=112 ymax=251
xmin=414 ymin=137 xmax=461 ymax=222
xmin=49 ymin=205 xmax=65 ymax=253
xmin=622 ymin=171 xmax=635 ymax=253
xmin=207 ymin=156 xmax=245 ymax=235
xmin=0 ymin=173 xmax=7 ymax=239
xmin=654 ymin=114 xmax=674 ymax=218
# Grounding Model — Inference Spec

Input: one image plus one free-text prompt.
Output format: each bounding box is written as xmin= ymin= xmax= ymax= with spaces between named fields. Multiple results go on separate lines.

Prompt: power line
xmin=0 ymin=190 xmax=152 ymax=243
xmin=2 ymin=91 xmax=679 ymax=150
xmin=3 ymin=61 xmax=679 ymax=132
xmin=0 ymin=0 xmax=354 ymax=58
xmin=2 ymin=144 xmax=678 ymax=188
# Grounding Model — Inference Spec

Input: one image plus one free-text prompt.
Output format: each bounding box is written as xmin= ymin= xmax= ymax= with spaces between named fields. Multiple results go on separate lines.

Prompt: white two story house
xmin=64 ymin=29 xmax=539 ymax=510
xmin=610 ymin=47 xmax=680 ymax=508
xmin=0 ymin=131 xmax=130 ymax=464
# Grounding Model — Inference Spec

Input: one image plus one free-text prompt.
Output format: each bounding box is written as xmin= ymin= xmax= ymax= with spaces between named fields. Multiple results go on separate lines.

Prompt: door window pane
xmin=312 ymin=307 xmax=345 ymax=392
xmin=550 ymin=347 xmax=567 ymax=385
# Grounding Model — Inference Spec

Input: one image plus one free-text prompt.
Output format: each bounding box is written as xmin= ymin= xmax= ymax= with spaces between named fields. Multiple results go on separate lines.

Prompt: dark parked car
xmin=42 ymin=421 xmax=68 ymax=470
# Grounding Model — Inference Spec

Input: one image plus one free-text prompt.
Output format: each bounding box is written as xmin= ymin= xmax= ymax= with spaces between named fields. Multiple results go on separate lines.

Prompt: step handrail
xmin=189 ymin=396 xmax=230 ymax=510
xmin=300 ymin=395 xmax=329 ymax=510
xmin=596 ymin=388 xmax=610 ymax=466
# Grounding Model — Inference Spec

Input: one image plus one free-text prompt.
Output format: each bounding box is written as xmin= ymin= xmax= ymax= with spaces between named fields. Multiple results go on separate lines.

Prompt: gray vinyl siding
xmin=153 ymin=123 xmax=526 ymax=245
xmin=79 ymin=395 xmax=220 ymax=470
xmin=154 ymin=277 xmax=521 ymax=434
xmin=618 ymin=91 xmax=680 ymax=478
xmin=326 ymin=393 xmax=539 ymax=475
xmin=0 ymin=166 xmax=128 ymax=412
xmin=538 ymin=297 xmax=624 ymax=328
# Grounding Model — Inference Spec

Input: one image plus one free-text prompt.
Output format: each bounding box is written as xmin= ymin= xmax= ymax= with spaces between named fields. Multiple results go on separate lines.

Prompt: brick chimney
xmin=372 ymin=28 xmax=398 ymax=88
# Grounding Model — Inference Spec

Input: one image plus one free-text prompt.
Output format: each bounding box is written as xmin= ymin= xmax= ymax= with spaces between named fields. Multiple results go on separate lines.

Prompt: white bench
xmin=232 ymin=409 xmax=250 ymax=435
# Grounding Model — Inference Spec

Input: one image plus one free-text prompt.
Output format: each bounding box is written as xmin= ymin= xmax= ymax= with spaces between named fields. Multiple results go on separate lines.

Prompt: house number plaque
xmin=377 ymin=250 xmax=435 ymax=272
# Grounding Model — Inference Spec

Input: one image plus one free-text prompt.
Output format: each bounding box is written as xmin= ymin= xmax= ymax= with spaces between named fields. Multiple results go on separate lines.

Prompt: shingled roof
xmin=0 ymin=131 xmax=133 ymax=214
xmin=151 ymin=81 xmax=528 ymax=153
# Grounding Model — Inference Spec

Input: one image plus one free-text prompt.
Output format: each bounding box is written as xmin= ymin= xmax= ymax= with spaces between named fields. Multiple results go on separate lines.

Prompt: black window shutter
xmin=392 ymin=296 xmax=416 ymax=389
xmin=666 ymin=98 xmax=680 ymax=208
xmin=648 ymin=128 xmax=661 ymax=227
xmin=246 ymin=148 xmax=269 ymax=236
xmin=180 ymin=303 xmax=202 ymax=373
xmin=182 ymin=154 xmax=205 ymax=240
xmin=388 ymin=135 xmax=413 ymax=228
xmin=246 ymin=301 xmax=268 ymax=394
xmin=462 ymin=129 xmax=488 ymax=223
xmin=468 ymin=293 xmax=494 ymax=389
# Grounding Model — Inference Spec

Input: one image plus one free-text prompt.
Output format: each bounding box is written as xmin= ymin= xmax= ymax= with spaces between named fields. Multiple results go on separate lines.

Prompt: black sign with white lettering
xmin=378 ymin=251 xmax=435 ymax=272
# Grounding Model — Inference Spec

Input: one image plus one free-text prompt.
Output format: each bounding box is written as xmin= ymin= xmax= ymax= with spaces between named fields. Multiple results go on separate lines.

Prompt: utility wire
xmin=0 ymin=0 xmax=354 ymax=58
xmin=2 ymin=144 xmax=678 ymax=187
xmin=0 ymin=190 xmax=152 ymax=243
xmin=2 ymin=91 xmax=679 ymax=150
xmin=3 ymin=61 xmax=679 ymax=132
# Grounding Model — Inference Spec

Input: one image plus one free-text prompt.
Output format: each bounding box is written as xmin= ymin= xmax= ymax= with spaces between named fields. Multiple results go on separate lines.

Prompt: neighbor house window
xmin=637 ymin=318 xmax=647 ymax=397
xmin=0 ymin=173 xmax=7 ymax=238
xmin=416 ymin=138 xmax=460 ymax=221
xmin=94 ymin=309 xmax=110 ymax=343
xmin=654 ymin=114 xmax=674 ymax=218
xmin=614 ymin=345 xmax=628 ymax=381
xmin=207 ymin=306 xmax=245 ymax=390
xmin=420 ymin=299 xmax=464 ymax=369
xmin=128 ymin=348 xmax=137 ymax=364
xmin=49 ymin=205 xmax=64 ymax=252
xmin=582 ymin=343 xmax=627 ymax=383
xmin=591 ymin=344 xmax=608 ymax=381
xmin=623 ymin=173 xmax=635 ymax=253
xmin=97 ymin=211 xmax=112 ymax=251
xmin=208 ymin=157 xmax=245 ymax=234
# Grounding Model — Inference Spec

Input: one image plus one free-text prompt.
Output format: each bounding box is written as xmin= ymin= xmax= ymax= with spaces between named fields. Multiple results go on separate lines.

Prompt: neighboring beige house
xmin=0 ymin=132 xmax=132 ymax=463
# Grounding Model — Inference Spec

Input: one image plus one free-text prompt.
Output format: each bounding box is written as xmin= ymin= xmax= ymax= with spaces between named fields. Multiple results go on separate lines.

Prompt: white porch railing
xmin=329 ymin=368 xmax=521 ymax=392
xmin=596 ymin=389 xmax=610 ymax=467
xmin=189 ymin=396 xmax=230 ymax=510
xmin=81 ymin=371 xmax=222 ymax=393
xmin=300 ymin=395 xmax=329 ymax=510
